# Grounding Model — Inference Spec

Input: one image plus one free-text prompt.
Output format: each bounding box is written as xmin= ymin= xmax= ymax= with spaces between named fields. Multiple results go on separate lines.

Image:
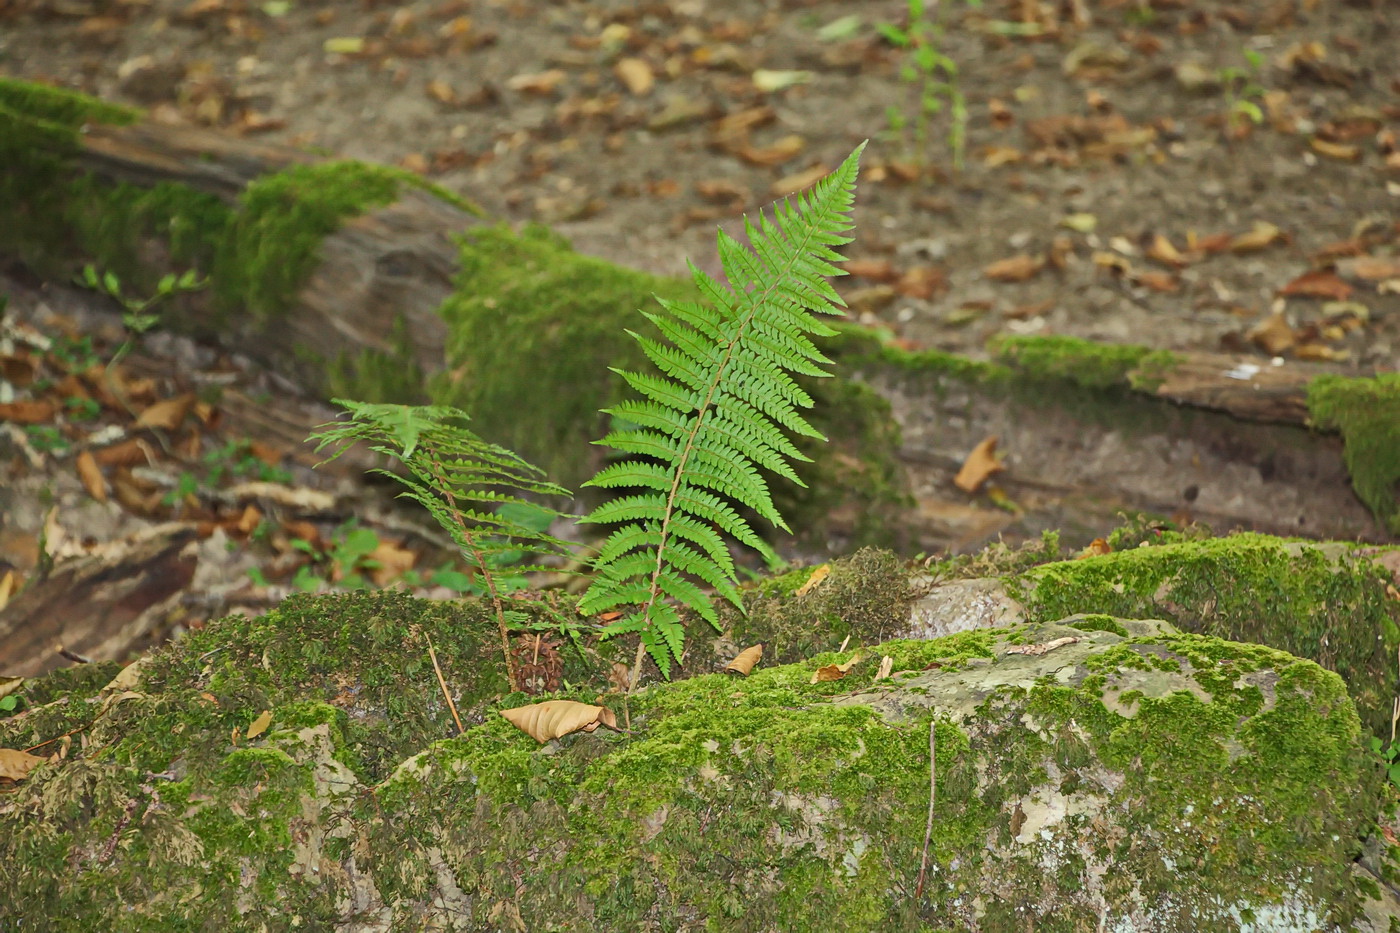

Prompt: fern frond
xmin=580 ymin=143 xmax=864 ymax=683
xmin=308 ymin=399 xmax=575 ymax=692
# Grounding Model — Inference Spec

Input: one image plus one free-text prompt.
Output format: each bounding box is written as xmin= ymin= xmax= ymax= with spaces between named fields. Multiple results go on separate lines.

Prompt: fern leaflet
xmin=579 ymin=143 xmax=864 ymax=683
xmin=308 ymin=400 xmax=574 ymax=692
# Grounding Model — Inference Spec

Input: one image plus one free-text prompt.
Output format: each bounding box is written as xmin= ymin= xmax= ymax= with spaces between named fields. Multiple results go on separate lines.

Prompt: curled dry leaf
xmin=954 ymin=436 xmax=1005 ymax=493
xmin=983 ymin=254 xmax=1044 ymax=282
xmin=75 ymin=450 xmax=108 ymax=502
xmin=500 ymin=700 xmax=618 ymax=743
xmin=811 ymin=653 xmax=862 ymax=684
xmin=1005 ymin=636 xmax=1080 ymax=656
xmin=1146 ymin=234 xmax=1188 ymax=268
xmin=725 ymin=644 xmax=763 ymax=676
xmin=876 ymin=655 xmax=894 ymax=681
xmin=135 ymin=393 xmax=196 ymax=431
xmin=794 ymin=564 xmax=831 ymax=597
xmin=1229 ymin=221 xmax=1284 ymax=253
xmin=0 ymin=748 xmax=46 ymax=783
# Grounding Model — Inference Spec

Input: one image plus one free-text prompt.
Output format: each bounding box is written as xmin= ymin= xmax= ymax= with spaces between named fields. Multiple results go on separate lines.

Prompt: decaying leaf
xmin=725 ymin=644 xmax=763 ymax=676
xmin=1077 ymin=538 xmax=1112 ymax=559
xmin=1146 ymin=234 xmax=1187 ymax=267
xmin=246 ymin=709 xmax=273 ymax=740
xmin=135 ymin=393 xmax=196 ymax=431
xmin=810 ymin=654 xmax=862 ymax=684
xmin=0 ymin=676 xmax=22 ymax=703
xmin=1230 ymin=221 xmax=1284 ymax=253
xmin=1279 ymin=270 xmax=1353 ymax=301
xmin=500 ymin=700 xmax=618 ymax=743
xmin=795 ymin=564 xmax=831 ymax=597
xmin=954 ymin=436 xmax=1005 ymax=493
xmin=75 ymin=450 xmax=108 ymax=502
xmin=0 ymin=571 xmax=16 ymax=612
xmin=0 ymin=748 xmax=46 ymax=783
xmin=100 ymin=656 xmax=151 ymax=695
xmin=1005 ymin=636 xmax=1080 ymax=656
xmin=614 ymin=57 xmax=654 ymax=96
xmin=1246 ymin=312 xmax=1296 ymax=355
xmin=983 ymin=254 xmax=1044 ymax=282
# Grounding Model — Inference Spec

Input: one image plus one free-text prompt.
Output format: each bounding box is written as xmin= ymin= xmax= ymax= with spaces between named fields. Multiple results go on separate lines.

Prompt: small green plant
xmin=308 ymin=401 xmax=575 ymax=692
xmin=579 ymin=144 xmax=864 ymax=688
xmin=878 ymin=0 xmax=976 ymax=173
xmin=78 ymin=265 xmax=205 ymax=368
xmin=24 ymin=424 xmax=70 ymax=455
xmin=1220 ymin=48 xmax=1266 ymax=138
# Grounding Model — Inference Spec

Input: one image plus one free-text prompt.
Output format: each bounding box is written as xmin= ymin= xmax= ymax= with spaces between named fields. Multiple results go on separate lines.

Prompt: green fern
xmin=579 ymin=143 xmax=865 ymax=685
xmin=308 ymin=400 xmax=574 ymax=691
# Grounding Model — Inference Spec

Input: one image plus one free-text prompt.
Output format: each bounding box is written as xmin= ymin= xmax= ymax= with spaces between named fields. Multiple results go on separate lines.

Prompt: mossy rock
xmin=3 ymin=602 xmax=1388 ymax=930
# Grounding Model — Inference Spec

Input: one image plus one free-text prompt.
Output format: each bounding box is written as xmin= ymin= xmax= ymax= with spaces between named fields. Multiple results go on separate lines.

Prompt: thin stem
xmin=425 ymin=633 xmax=465 ymax=736
xmin=915 ymin=718 xmax=937 ymax=899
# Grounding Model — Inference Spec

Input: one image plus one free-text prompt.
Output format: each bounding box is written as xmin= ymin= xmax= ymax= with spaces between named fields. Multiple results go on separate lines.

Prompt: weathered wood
xmin=1141 ymin=351 xmax=1317 ymax=425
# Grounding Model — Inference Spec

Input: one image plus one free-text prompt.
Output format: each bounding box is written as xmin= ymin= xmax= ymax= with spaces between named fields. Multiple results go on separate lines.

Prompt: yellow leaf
xmin=75 ymin=450 xmax=107 ymax=502
xmin=0 ymin=747 xmax=46 ymax=782
xmin=134 ymin=393 xmax=196 ymax=431
xmin=323 ymin=36 xmax=365 ymax=54
xmin=1229 ymin=221 xmax=1284 ymax=253
xmin=954 ymin=436 xmax=1005 ymax=493
xmin=246 ymin=709 xmax=273 ymax=740
xmin=725 ymin=644 xmax=763 ymax=676
xmin=794 ymin=564 xmax=831 ymax=597
xmin=500 ymin=700 xmax=617 ymax=743
xmin=1059 ymin=212 xmax=1097 ymax=233
xmin=752 ymin=69 xmax=812 ymax=92
xmin=614 ymin=57 xmax=654 ymax=96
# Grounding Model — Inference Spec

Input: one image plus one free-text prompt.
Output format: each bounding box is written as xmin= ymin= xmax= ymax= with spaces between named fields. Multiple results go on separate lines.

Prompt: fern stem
xmin=423 ymin=451 xmax=521 ymax=693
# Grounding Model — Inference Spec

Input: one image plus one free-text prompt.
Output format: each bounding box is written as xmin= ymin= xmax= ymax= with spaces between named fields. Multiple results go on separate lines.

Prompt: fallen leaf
xmin=0 ymin=676 xmax=21 ymax=703
xmin=1246 ymin=313 xmax=1296 ymax=355
xmin=1230 ymin=221 xmax=1284 ymax=253
xmin=1135 ymin=271 xmax=1179 ymax=292
xmin=507 ymin=69 xmax=567 ymax=95
xmin=843 ymin=258 xmax=898 ymax=281
xmin=100 ymin=656 xmax=152 ymax=694
xmin=771 ymin=164 xmax=830 ymax=197
xmin=876 ymin=655 xmax=894 ymax=680
xmin=0 ymin=748 xmax=46 ymax=782
xmin=500 ymin=700 xmax=617 ymax=743
xmin=75 ymin=450 xmax=108 ymax=502
xmin=1279 ymin=270 xmax=1353 ymax=300
xmin=1060 ymin=212 xmax=1097 ymax=233
xmin=1005 ymin=636 xmax=1080 ymax=656
xmin=725 ymin=644 xmax=763 ymax=676
xmin=810 ymin=653 xmax=862 ymax=684
xmin=954 ymin=436 xmax=1005 ymax=493
xmin=1146 ymin=233 xmax=1188 ymax=267
xmin=1339 ymin=256 xmax=1400 ymax=282
xmin=1077 ymin=538 xmax=1112 ymax=559
xmin=737 ymin=134 xmax=805 ymax=167
xmin=984 ymin=254 xmax=1044 ymax=282
xmin=751 ymin=69 xmax=812 ymax=92
xmin=614 ymin=57 xmax=654 ymax=96
xmin=795 ymin=564 xmax=831 ymax=596
xmin=1293 ymin=342 xmax=1348 ymax=361
xmin=93 ymin=438 xmax=152 ymax=468
xmin=246 ymin=709 xmax=272 ymax=740
xmin=896 ymin=266 xmax=947 ymax=299
xmin=134 ymin=393 xmax=196 ymax=431
xmin=0 ymin=399 xmax=56 ymax=424
xmin=322 ymin=36 xmax=365 ymax=54
xmin=0 ymin=572 xmax=15 ymax=612
xmin=1309 ymin=137 xmax=1361 ymax=161
xmin=367 ymin=538 xmax=417 ymax=586
xmin=425 ymin=79 xmax=459 ymax=105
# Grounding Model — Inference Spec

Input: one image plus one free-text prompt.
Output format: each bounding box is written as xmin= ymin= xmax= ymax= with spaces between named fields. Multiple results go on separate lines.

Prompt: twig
xmin=425 ymin=634 xmax=465 ymax=736
xmin=915 ymin=718 xmax=937 ymax=899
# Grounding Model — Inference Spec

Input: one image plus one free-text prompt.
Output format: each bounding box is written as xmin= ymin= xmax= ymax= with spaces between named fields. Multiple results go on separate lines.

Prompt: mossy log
xmin=2 ymin=78 xmax=1396 ymax=548
xmin=4 ymin=538 xmax=1399 ymax=930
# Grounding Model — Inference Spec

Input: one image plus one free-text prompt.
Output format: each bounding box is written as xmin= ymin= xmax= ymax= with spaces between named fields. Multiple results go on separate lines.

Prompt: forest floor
xmin=0 ymin=0 xmax=1398 ymax=667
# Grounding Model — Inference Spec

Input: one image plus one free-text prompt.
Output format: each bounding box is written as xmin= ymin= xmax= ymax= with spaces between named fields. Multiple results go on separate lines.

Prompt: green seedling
xmin=1220 ymin=48 xmax=1266 ymax=139
xmin=878 ymin=0 xmax=978 ymax=174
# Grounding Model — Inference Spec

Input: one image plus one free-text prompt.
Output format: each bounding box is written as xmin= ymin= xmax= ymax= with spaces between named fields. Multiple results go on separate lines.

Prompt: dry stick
xmin=425 ymin=634 xmax=465 ymax=736
xmin=915 ymin=718 xmax=937 ymax=900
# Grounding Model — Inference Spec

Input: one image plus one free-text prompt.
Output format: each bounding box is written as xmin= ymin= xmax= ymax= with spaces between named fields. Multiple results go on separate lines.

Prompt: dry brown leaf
xmin=1339 ymin=256 xmax=1400 ymax=282
xmin=1005 ymin=636 xmax=1080 ymax=656
xmin=983 ymin=254 xmax=1044 ymax=282
xmin=92 ymin=438 xmax=151 ymax=468
xmin=75 ymin=450 xmax=108 ymax=502
xmin=135 ymin=393 xmax=196 ymax=431
xmin=1135 ymin=271 xmax=1179 ymax=293
xmin=1146 ymin=233 xmax=1188 ymax=267
xmin=500 ymin=700 xmax=617 ymax=743
xmin=738 ymin=134 xmax=805 ymax=167
xmin=876 ymin=655 xmax=894 ymax=681
xmin=1077 ymin=537 xmax=1112 ymax=559
xmin=794 ymin=564 xmax=831 ymax=597
xmin=725 ymin=644 xmax=763 ymax=676
xmin=425 ymin=79 xmax=459 ymax=105
xmin=0 ymin=571 xmax=16 ymax=612
xmin=0 ymin=748 xmax=46 ymax=783
xmin=1309 ymin=137 xmax=1361 ymax=161
xmin=614 ymin=57 xmax=654 ymax=96
xmin=507 ymin=69 xmax=566 ymax=95
xmin=954 ymin=436 xmax=1004 ymax=493
xmin=0 ymin=676 xmax=21 ymax=703
xmin=1293 ymin=342 xmax=1348 ymax=361
xmin=982 ymin=145 xmax=1022 ymax=167
xmin=843 ymin=258 xmax=898 ymax=282
xmin=100 ymin=656 xmax=151 ymax=695
xmin=1230 ymin=221 xmax=1284 ymax=253
xmin=0 ymin=399 xmax=56 ymax=424
xmin=771 ymin=164 xmax=829 ymax=197
xmin=810 ymin=653 xmax=862 ymax=684
xmin=246 ymin=709 xmax=273 ymax=740
xmin=896 ymin=266 xmax=948 ymax=300
xmin=367 ymin=538 xmax=417 ymax=586
xmin=1246 ymin=313 xmax=1296 ymax=355
xmin=1279 ymin=270 xmax=1353 ymax=300
xmin=0 ymin=352 xmax=38 ymax=386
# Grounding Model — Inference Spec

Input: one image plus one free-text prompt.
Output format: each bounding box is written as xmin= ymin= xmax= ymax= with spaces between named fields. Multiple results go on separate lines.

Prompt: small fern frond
xmin=579 ymin=143 xmax=864 ymax=684
xmin=308 ymin=400 xmax=575 ymax=692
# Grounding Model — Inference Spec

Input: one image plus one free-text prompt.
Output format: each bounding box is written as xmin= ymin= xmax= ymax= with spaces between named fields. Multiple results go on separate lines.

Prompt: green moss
xmin=1065 ymin=614 xmax=1129 ymax=637
xmin=213 ymin=161 xmax=403 ymax=320
xmin=1017 ymin=534 xmax=1400 ymax=736
xmin=991 ymin=334 xmax=1180 ymax=392
xmin=1308 ymin=373 xmax=1400 ymax=533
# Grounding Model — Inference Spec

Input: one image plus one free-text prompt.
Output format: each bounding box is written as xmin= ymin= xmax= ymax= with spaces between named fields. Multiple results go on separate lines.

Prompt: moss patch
xmin=1017 ymin=533 xmax=1400 ymax=736
xmin=1308 ymin=372 xmax=1400 ymax=534
xmin=991 ymin=333 xmax=1180 ymax=392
